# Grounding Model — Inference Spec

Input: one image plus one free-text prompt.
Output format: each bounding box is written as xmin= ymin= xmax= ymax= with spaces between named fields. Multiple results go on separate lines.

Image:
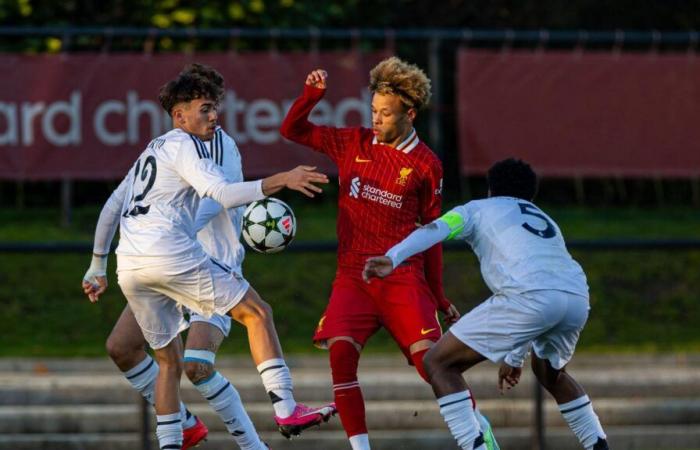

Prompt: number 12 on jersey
xmin=123 ymin=155 xmax=157 ymax=217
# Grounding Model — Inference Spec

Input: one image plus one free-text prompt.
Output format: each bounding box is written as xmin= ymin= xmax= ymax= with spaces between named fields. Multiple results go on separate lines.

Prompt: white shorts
xmin=449 ymin=290 xmax=589 ymax=369
xmin=117 ymin=255 xmax=249 ymax=349
xmin=189 ymin=312 xmax=232 ymax=337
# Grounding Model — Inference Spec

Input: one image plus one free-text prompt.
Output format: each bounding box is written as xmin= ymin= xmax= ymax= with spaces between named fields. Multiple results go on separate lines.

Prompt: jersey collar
xmin=372 ymin=128 xmax=420 ymax=154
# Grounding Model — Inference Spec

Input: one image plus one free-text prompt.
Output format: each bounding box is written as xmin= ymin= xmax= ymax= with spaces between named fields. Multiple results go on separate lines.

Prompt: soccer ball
xmin=241 ymin=198 xmax=296 ymax=254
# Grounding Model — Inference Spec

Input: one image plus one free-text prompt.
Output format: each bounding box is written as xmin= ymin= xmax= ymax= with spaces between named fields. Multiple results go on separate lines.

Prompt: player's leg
xmin=106 ymin=305 xmax=149 ymax=371
xmin=315 ymin=275 xmax=380 ymax=450
xmin=531 ymin=357 xmax=608 ymax=450
xmin=153 ymin=336 xmax=185 ymax=450
xmin=380 ymin=273 xmax=495 ymax=450
xmin=408 ymin=339 xmax=499 ymax=450
xmin=328 ymin=336 xmax=369 ymax=450
xmin=105 ymin=304 xmax=205 ymax=447
xmin=372 ymin=271 xmax=442 ymax=383
xmin=147 ymin=256 xmax=334 ymax=438
xmin=184 ymin=316 xmax=268 ymax=450
xmin=421 ymin=332 xmax=487 ymax=450
xmin=421 ymin=292 xmax=534 ymax=450
xmin=530 ymin=292 xmax=608 ymax=450
xmin=228 ymin=285 xmax=335 ymax=437
xmin=117 ymin=268 xmax=191 ymax=450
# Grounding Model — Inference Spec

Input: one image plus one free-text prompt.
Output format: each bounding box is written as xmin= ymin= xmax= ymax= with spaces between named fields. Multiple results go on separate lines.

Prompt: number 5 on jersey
xmin=519 ymin=202 xmax=556 ymax=239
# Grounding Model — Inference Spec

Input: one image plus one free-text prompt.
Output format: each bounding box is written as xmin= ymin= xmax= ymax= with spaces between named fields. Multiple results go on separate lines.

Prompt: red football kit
xmin=281 ymin=84 xmax=450 ymax=355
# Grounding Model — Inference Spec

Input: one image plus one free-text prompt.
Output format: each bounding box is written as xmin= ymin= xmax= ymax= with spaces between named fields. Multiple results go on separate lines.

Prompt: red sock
xmin=411 ymin=348 xmax=430 ymax=383
xmin=329 ymin=340 xmax=367 ymax=437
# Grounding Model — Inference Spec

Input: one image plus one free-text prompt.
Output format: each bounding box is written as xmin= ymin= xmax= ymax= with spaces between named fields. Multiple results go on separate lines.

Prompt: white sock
xmin=123 ymin=355 xmax=196 ymax=430
xmin=559 ymin=395 xmax=607 ymax=449
xmin=179 ymin=404 xmax=197 ymax=430
xmin=156 ymin=412 xmax=182 ymax=449
xmin=194 ymin=371 xmax=266 ymax=450
xmin=438 ymin=391 xmax=484 ymax=450
xmin=124 ymin=354 xmax=159 ymax=405
xmin=473 ymin=408 xmax=488 ymax=432
xmin=257 ymin=358 xmax=296 ymax=418
xmin=349 ymin=433 xmax=371 ymax=450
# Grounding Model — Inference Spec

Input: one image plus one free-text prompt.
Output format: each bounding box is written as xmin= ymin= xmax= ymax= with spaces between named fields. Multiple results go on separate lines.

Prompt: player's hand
xmin=285 ymin=165 xmax=329 ymax=198
xmin=362 ymin=256 xmax=394 ymax=283
xmin=305 ymin=69 xmax=327 ymax=89
xmin=82 ymin=275 xmax=108 ymax=303
xmin=441 ymin=303 xmax=461 ymax=325
xmin=82 ymin=254 xmax=108 ymax=303
xmin=498 ymin=362 xmax=522 ymax=395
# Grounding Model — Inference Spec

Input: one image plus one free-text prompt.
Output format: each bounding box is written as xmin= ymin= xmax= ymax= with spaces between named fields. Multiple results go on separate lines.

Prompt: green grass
xmin=1 ymin=203 xmax=700 ymax=356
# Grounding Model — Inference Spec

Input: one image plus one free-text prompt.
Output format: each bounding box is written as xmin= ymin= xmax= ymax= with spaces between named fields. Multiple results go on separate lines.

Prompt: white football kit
xmin=387 ymin=196 xmax=590 ymax=369
xmin=188 ymin=127 xmax=249 ymax=337
xmin=105 ymin=127 xmax=265 ymax=349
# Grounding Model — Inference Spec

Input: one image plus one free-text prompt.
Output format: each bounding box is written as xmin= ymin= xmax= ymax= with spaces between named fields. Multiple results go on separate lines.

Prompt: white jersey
xmin=449 ymin=197 xmax=588 ymax=297
xmin=196 ymin=127 xmax=246 ymax=272
xmin=114 ymin=128 xmax=240 ymax=270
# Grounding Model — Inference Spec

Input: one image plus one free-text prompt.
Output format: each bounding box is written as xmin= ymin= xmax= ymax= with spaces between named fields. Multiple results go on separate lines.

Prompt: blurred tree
xmin=2 ymin=0 xmax=699 ymax=29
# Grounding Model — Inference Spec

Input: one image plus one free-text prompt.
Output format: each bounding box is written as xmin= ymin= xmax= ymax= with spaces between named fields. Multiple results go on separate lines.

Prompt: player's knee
xmin=105 ymin=336 xmax=135 ymax=367
xmin=422 ymin=348 xmax=439 ymax=381
xmin=184 ymin=360 xmax=213 ymax=384
xmin=154 ymin=348 xmax=183 ymax=375
xmin=231 ymin=296 xmax=273 ymax=327
xmin=531 ymin=362 xmax=558 ymax=389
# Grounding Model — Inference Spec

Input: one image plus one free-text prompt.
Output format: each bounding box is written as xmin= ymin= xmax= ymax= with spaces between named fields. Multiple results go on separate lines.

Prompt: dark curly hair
xmin=179 ymin=63 xmax=224 ymax=98
xmin=487 ymin=158 xmax=538 ymax=201
xmin=158 ymin=71 xmax=220 ymax=116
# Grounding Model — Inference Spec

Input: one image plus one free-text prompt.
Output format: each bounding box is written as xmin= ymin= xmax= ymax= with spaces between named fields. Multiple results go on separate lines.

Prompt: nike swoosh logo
xmin=421 ymin=328 xmax=436 ymax=335
xmin=299 ymin=406 xmax=335 ymax=418
xmin=355 ymin=156 xmax=372 ymax=163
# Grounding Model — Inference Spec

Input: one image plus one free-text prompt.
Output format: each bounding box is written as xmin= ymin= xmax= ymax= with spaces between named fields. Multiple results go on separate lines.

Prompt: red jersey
xmin=281 ymin=85 xmax=449 ymax=310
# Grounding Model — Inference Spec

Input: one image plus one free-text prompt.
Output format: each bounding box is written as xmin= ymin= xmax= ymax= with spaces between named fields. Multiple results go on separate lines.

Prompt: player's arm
xmin=363 ymin=220 xmax=451 ymax=282
xmin=176 ymin=141 xmax=328 ymax=208
xmin=279 ymin=69 xmax=327 ymax=148
xmin=279 ymin=69 xmax=352 ymax=162
xmin=417 ymin=162 xmax=456 ymax=317
xmin=363 ymin=209 xmax=467 ymax=281
xmin=82 ymin=175 xmax=129 ymax=303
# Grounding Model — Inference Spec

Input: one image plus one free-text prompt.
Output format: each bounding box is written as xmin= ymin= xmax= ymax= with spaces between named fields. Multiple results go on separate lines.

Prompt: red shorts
xmin=313 ymin=269 xmax=442 ymax=357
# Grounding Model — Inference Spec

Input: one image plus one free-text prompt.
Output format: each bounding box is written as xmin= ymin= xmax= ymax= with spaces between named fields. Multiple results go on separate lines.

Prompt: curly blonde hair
xmin=369 ymin=57 xmax=432 ymax=111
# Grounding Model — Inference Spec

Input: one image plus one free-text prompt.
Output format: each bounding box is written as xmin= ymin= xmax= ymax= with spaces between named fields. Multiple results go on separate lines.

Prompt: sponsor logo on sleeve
xmin=435 ymin=178 xmax=443 ymax=196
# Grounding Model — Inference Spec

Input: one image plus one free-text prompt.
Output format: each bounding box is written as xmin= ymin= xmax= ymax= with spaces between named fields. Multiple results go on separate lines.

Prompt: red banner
xmin=0 ymin=52 xmax=385 ymax=180
xmin=458 ymin=50 xmax=700 ymax=177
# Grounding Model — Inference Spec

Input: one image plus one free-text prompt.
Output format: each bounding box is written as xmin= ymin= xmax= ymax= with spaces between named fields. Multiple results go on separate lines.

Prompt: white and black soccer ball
xmin=241 ymin=198 xmax=296 ymax=254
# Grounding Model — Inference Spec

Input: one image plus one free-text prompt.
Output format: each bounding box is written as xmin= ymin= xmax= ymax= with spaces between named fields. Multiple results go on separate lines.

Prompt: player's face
xmin=371 ymin=93 xmax=416 ymax=147
xmin=174 ymin=97 xmax=218 ymax=140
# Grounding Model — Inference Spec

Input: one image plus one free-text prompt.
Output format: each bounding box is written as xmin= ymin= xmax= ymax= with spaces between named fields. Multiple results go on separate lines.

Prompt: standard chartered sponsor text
xmin=0 ymin=89 xmax=370 ymax=147
xmin=362 ymin=184 xmax=403 ymax=209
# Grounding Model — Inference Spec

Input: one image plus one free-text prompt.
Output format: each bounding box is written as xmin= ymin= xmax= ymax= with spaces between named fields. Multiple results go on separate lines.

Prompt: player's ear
xmin=406 ymin=107 xmax=416 ymax=122
xmin=171 ymin=106 xmax=185 ymax=126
